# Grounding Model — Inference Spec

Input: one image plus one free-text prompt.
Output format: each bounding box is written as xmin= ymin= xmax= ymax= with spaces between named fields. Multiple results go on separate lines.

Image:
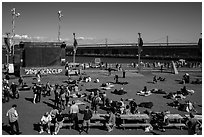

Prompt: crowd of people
xmin=2 ymin=61 xmax=202 ymax=135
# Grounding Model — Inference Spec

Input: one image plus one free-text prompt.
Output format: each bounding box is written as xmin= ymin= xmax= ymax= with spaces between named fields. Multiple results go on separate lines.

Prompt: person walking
xmin=10 ymin=82 xmax=18 ymax=99
xmin=6 ymin=104 xmax=21 ymax=135
xmin=18 ymin=76 xmax=23 ymax=86
xmin=79 ymin=106 xmax=93 ymax=134
xmin=70 ymin=100 xmax=79 ymax=131
xmin=186 ymin=113 xmax=201 ymax=135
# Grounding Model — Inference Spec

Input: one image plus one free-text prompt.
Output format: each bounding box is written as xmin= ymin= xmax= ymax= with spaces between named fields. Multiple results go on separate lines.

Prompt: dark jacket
xmin=82 ymin=109 xmax=93 ymax=120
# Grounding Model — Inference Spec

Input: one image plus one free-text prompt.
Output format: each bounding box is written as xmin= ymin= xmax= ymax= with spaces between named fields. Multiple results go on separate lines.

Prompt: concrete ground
xmin=2 ymin=67 xmax=202 ymax=135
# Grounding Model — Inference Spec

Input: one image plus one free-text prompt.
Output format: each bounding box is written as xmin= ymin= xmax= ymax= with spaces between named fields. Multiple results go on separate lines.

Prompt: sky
xmin=2 ymin=2 xmax=202 ymax=45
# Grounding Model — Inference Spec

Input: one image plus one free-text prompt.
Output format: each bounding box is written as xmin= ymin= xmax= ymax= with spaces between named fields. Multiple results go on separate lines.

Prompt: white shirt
xmin=70 ymin=104 xmax=79 ymax=114
xmin=41 ymin=114 xmax=52 ymax=124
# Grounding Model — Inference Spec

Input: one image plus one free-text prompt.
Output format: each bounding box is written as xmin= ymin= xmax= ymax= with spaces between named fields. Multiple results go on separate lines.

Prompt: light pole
xmin=138 ymin=32 xmax=143 ymax=73
xmin=11 ymin=8 xmax=20 ymax=57
xmin=57 ymin=11 xmax=63 ymax=42
xmin=4 ymin=33 xmax=11 ymax=65
xmin=73 ymin=33 xmax=78 ymax=63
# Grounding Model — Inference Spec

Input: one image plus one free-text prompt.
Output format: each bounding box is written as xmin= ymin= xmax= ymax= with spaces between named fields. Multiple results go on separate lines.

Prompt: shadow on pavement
xmin=2 ymin=123 xmax=12 ymax=135
xmin=43 ymin=101 xmax=56 ymax=109
xmin=25 ymin=97 xmax=34 ymax=103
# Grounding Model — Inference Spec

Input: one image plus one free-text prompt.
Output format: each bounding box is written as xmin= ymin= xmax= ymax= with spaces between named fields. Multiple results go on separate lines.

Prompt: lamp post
xmin=73 ymin=33 xmax=78 ymax=63
xmin=57 ymin=11 xmax=63 ymax=42
xmin=138 ymin=32 xmax=143 ymax=73
xmin=11 ymin=8 xmax=20 ymax=56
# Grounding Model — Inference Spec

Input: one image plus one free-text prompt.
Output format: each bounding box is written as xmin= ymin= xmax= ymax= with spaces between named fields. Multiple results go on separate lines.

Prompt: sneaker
xmin=47 ymin=130 xmax=51 ymax=134
xmin=39 ymin=130 xmax=44 ymax=134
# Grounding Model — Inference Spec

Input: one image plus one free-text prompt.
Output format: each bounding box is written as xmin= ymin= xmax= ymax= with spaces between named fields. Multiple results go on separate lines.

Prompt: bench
xmin=164 ymin=123 xmax=186 ymax=130
xmin=118 ymin=114 xmax=150 ymax=130
xmin=184 ymin=114 xmax=202 ymax=123
xmin=120 ymin=123 xmax=151 ymax=129
xmin=90 ymin=114 xmax=108 ymax=128
xmin=164 ymin=114 xmax=185 ymax=130
xmin=50 ymin=122 xmax=74 ymax=129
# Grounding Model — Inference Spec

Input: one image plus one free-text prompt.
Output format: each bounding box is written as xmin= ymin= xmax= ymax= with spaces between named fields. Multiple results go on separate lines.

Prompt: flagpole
xmin=58 ymin=18 xmax=61 ymax=42
xmin=58 ymin=11 xmax=62 ymax=42
xmin=58 ymin=14 xmax=61 ymax=42
xmin=11 ymin=8 xmax=20 ymax=62
xmin=12 ymin=8 xmax=15 ymax=58
xmin=73 ymin=33 xmax=76 ymax=63
xmin=138 ymin=33 xmax=141 ymax=73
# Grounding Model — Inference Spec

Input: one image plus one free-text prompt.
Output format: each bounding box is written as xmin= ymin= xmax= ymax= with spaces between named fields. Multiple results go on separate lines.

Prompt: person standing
xmin=186 ymin=113 xmax=201 ymax=135
xmin=65 ymin=86 xmax=70 ymax=107
xmin=36 ymin=71 xmax=41 ymax=83
xmin=114 ymin=75 xmax=119 ymax=83
xmin=80 ymin=106 xmax=93 ymax=134
xmin=36 ymin=84 xmax=42 ymax=103
xmin=6 ymin=104 xmax=21 ymax=135
xmin=18 ymin=76 xmax=23 ymax=87
xmin=108 ymin=67 xmax=111 ymax=76
xmin=54 ymin=84 xmax=60 ymax=108
xmin=122 ymin=69 xmax=126 ymax=78
xmin=45 ymin=82 xmax=51 ymax=96
xmin=70 ymin=100 xmax=79 ymax=130
xmin=32 ymin=83 xmax=38 ymax=104
xmin=10 ymin=82 xmax=17 ymax=98
xmin=60 ymin=86 xmax=66 ymax=110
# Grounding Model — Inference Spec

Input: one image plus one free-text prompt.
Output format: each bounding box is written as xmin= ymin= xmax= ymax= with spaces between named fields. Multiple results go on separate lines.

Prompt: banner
xmin=20 ymin=67 xmax=65 ymax=76
xmin=8 ymin=63 xmax=14 ymax=73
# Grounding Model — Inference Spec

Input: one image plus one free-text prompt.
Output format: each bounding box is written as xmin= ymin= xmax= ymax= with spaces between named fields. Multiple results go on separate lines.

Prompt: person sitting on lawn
xmin=94 ymin=78 xmax=100 ymax=83
xmin=39 ymin=112 xmax=52 ymax=134
xmin=153 ymin=76 xmax=157 ymax=84
xmin=142 ymin=86 xmax=148 ymax=93
xmin=181 ymin=86 xmax=189 ymax=96
xmin=186 ymin=100 xmax=197 ymax=113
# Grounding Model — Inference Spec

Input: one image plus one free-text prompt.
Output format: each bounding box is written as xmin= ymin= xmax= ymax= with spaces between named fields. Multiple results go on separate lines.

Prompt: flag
xmin=73 ymin=38 xmax=78 ymax=50
xmin=4 ymin=37 xmax=12 ymax=53
xmin=138 ymin=37 xmax=143 ymax=53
